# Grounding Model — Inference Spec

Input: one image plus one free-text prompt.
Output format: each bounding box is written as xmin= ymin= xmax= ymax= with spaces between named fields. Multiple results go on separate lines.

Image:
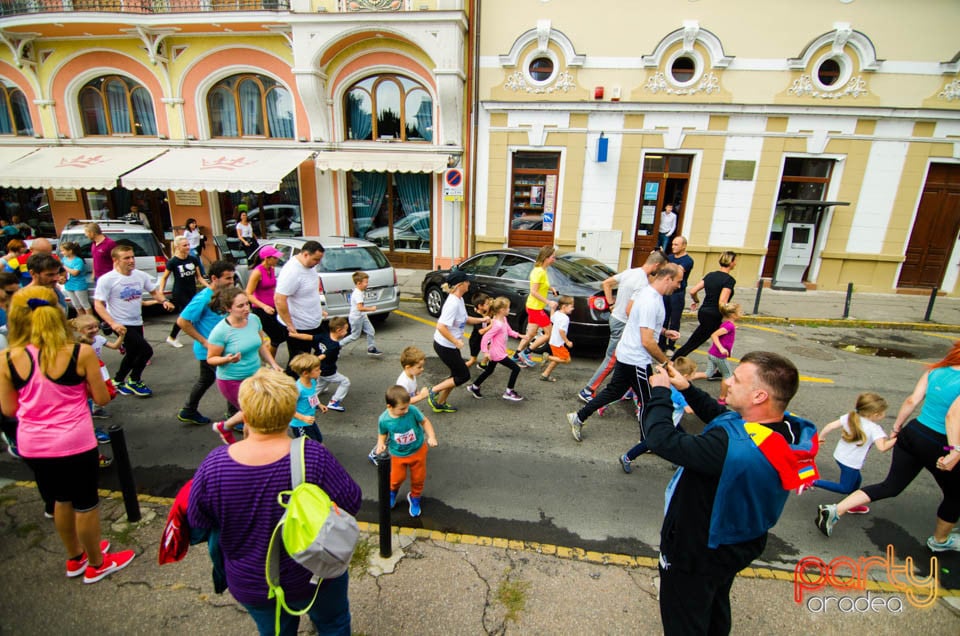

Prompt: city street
xmin=1 ymin=301 xmax=958 ymax=590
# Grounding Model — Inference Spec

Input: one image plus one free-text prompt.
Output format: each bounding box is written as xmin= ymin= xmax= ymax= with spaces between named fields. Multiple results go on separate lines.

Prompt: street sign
xmin=443 ymin=168 xmax=464 ymax=201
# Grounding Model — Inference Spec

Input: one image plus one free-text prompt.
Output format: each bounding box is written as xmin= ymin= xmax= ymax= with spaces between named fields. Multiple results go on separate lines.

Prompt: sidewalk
xmin=394 ymin=269 xmax=960 ymax=330
xmin=2 ymin=480 xmax=957 ymax=634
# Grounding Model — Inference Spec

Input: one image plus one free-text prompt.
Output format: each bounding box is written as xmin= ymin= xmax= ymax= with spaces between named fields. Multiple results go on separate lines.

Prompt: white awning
xmin=0 ymin=146 xmax=41 ymax=167
xmin=314 ymin=150 xmax=449 ymax=174
xmin=0 ymin=146 xmax=167 ymax=190
xmin=121 ymin=148 xmax=314 ymax=193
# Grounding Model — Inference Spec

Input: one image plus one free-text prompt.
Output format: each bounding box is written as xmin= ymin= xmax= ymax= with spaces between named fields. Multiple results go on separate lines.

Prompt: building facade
xmin=474 ymin=1 xmax=960 ymax=294
xmin=0 ymin=0 xmax=471 ymax=269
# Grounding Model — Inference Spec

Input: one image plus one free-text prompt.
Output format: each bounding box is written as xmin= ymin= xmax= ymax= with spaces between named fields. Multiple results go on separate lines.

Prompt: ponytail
xmin=841 ymin=392 xmax=888 ymax=446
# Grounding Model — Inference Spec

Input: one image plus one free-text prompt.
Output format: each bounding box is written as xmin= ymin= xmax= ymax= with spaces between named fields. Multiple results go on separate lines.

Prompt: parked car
xmin=421 ymin=248 xmax=616 ymax=350
xmin=58 ymin=219 xmax=170 ymax=297
xmin=225 ymin=204 xmax=302 ymax=237
xmin=233 ymin=236 xmax=399 ymax=322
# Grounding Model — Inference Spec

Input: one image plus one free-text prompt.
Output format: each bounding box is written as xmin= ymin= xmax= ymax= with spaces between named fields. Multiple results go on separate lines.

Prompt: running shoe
xmin=367 ymin=446 xmax=379 ymax=467
xmin=407 ymin=493 xmax=422 ymax=518
xmin=99 ymin=454 xmax=113 ymax=469
xmin=502 ymin=389 xmax=524 ymax=401
xmin=815 ymin=503 xmax=839 ymax=537
xmin=66 ymin=540 xmax=110 ymax=578
xmin=389 ymin=490 xmax=397 ymax=509
xmin=125 ymin=380 xmax=153 ymax=398
xmin=177 ymin=409 xmax=212 ymax=425
xmin=567 ymin=412 xmax=583 ymax=442
xmin=428 ymin=390 xmax=442 ymax=413
xmin=91 ymin=408 xmax=109 ymax=420
xmin=577 ymin=388 xmax=593 ymax=404
xmin=327 ymin=399 xmax=345 ymax=412
xmin=707 ymin=372 xmax=723 ymax=382
xmin=927 ymin=533 xmax=960 ymax=552
xmin=213 ymin=421 xmax=236 ymax=445
xmin=518 ymin=350 xmax=534 ymax=367
xmin=115 ymin=381 xmax=134 ymax=396
xmin=83 ymin=550 xmax=135 ymax=584
xmin=466 ymin=384 xmax=483 ymax=399
xmin=165 ymin=336 xmax=184 ymax=348
xmin=436 ymin=402 xmax=457 ymax=413
xmin=95 ymin=428 xmax=111 ymax=444
xmin=3 ymin=432 xmax=20 ymax=459
xmin=620 ymin=454 xmax=632 ymax=474
xmin=367 ymin=347 xmax=384 ymax=357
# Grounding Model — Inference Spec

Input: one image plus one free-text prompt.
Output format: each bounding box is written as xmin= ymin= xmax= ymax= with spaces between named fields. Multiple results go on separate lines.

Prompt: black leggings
xmin=577 ymin=361 xmax=652 ymax=426
xmin=434 ymin=341 xmax=470 ymax=386
xmin=861 ymin=419 xmax=960 ymax=523
xmin=115 ymin=324 xmax=152 ymax=383
xmin=674 ymin=308 xmax=722 ymax=359
xmin=473 ymin=356 xmax=521 ymax=390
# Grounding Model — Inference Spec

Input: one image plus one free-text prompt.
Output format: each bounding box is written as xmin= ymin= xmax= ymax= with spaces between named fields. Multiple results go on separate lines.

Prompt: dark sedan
xmin=421 ymin=248 xmax=616 ymax=351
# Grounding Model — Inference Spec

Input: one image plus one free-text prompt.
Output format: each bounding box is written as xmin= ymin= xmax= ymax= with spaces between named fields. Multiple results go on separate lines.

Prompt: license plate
xmin=364 ymin=289 xmax=380 ymax=302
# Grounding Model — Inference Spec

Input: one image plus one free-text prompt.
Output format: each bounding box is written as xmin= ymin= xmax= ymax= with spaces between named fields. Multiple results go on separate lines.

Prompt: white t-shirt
xmin=183 ymin=228 xmax=202 ymax=250
xmin=660 ymin=210 xmax=677 ymax=236
xmin=549 ymin=311 xmax=570 ymax=347
xmin=349 ymin=288 xmax=364 ymax=321
xmin=433 ymin=294 xmax=467 ymax=349
xmin=832 ymin=413 xmax=887 ymax=469
xmin=275 ymin=258 xmax=322 ymax=331
xmin=93 ymin=269 xmax=157 ymax=326
xmin=615 ymin=284 xmax=664 ymax=367
xmin=611 ymin=268 xmax=650 ymax=325
xmin=396 ymin=370 xmax=418 ymax=397
xmin=237 ymin=222 xmax=254 ymax=239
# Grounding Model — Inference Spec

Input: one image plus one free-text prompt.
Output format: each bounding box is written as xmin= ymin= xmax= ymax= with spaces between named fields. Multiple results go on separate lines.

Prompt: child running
xmin=288 ymin=353 xmax=328 ymax=443
xmin=540 ymin=295 xmax=574 ymax=382
xmin=374 ymin=385 xmax=438 ymax=517
xmin=465 ymin=293 xmax=492 ymax=368
xmin=290 ymin=316 xmax=351 ymax=412
xmin=369 ymin=346 xmax=431 ymax=465
xmin=619 ymin=356 xmax=698 ymax=473
xmin=60 ymin=241 xmax=90 ymax=316
xmin=705 ymin=303 xmax=742 ymax=405
xmin=70 ymin=314 xmax=125 ymax=467
xmin=812 ymin=392 xmax=896 ymax=513
xmin=466 ymin=296 xmax=524 ymax=402
xmin=339 ymin=271 xmax=383 ymax=356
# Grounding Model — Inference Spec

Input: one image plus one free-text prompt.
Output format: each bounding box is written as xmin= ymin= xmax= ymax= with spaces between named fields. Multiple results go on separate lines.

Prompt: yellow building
xmin=0 ymin=0 xmax=471 ymax=270
xmin=474 ymin=1 xmax=960 ymax=294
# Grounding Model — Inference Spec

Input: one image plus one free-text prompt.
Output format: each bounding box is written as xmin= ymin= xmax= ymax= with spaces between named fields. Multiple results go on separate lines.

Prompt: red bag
xmin=158 ymin=480 xmax=192 ymax=565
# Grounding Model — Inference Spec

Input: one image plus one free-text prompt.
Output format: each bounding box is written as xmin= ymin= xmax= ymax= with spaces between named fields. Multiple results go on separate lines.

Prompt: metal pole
xmin=842 ymin=282 xmax=854 ymax=319
xmin=107 ymin=425 xmax=140 ymax=523
xmin=377 ymin=452 xmax=392 ymax=558
xmin=752 ymin=279 xmax=763 ymax=315
xmin=924 ymin=287 xmax=939 ymax=322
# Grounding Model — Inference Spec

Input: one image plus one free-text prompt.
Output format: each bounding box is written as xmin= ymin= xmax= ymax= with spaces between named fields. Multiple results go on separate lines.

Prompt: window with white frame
xmin=0 ymin=81 xmax=32 ymax=136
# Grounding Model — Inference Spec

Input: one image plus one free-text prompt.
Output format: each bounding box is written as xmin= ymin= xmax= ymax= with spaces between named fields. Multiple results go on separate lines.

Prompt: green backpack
xmin=265 ymin=437 xmax=360 ymax=633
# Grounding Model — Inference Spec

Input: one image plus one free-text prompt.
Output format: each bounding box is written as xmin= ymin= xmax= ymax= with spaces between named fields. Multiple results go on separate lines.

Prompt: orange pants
xmin=390 ymin=442 xmax=428 ymax=498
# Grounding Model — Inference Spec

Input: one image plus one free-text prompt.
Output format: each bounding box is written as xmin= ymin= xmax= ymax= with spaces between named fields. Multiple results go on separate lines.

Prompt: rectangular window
xmin=509 ymin=151 xmax=560 ymax=248
xmin=348 ymin=171 xmax=432 ymax=268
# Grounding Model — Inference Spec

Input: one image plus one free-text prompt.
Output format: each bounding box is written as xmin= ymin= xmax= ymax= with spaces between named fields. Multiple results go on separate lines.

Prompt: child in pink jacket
xmin=466 ymin=297 xmax=525 ymax=401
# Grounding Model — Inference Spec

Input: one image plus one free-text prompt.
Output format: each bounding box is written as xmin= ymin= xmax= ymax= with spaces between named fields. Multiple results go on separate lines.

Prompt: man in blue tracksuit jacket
xmin=643 ymin=351 xmax=819 ymax=636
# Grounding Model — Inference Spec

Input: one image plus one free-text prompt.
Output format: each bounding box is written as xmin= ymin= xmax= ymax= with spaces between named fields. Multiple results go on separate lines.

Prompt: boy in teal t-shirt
xmin=374 ymin=385 xmax=438 ymax=517
xmin=289 ymin=353 xmax=327 ymax=442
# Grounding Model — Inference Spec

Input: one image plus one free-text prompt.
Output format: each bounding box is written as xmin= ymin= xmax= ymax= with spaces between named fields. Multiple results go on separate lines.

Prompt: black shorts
xmin=24 ymin=447 xmax=100 ymax=512
xmin=434 ymin=340 xmax=470 ymax=386
xmin=253 ymin=307 xmax=287 ymax=346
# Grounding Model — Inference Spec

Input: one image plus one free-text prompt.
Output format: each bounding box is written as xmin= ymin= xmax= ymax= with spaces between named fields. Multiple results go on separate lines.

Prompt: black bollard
xmin=752 ymin=279 xmax=763 ymax=315
xmin=924 ymin=287 xmax=939 ymax=322
xmin=107 ymin=425 xmax=141 ymax=523
xmin=376 ymin=451 xmax=392 ymax=558
xmin=842 ymin=282 xmax=853 ymax=319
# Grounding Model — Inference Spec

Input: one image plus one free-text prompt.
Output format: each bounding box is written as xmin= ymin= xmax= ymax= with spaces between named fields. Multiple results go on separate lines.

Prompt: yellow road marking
xmin=686 ymin=350 xmax=834 ymax=384
xmin=925 ymin=333 xmax=960 ymax=342
xmin=742 ymin=324 xmax=788 ymax=335
xmin=395 ymin=309 xmax=437 ymax=328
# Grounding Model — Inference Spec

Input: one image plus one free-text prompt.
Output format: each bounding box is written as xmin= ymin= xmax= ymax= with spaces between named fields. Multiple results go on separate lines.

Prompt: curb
xmin=10 ymin=480 xmax=958 ymax=598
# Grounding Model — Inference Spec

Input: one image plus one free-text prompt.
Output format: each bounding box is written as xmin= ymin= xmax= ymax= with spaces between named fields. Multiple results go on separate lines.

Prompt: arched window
xmin=206 ymin=74 xmax=294 ymax=139
xmin=0 ymin=82 xmax=33 ymax=136
xmin=344 ymin=75 xmax=432 ymax=142
xmin=79 ymin=76 xmax=156 ymax=136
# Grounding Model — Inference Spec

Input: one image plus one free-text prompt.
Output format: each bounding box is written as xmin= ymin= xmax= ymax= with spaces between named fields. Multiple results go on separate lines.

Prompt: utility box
xmin=576 ymin=230 xmax=622 ymax=270
xmin=771 ymin=199 xmax=849 ymax=291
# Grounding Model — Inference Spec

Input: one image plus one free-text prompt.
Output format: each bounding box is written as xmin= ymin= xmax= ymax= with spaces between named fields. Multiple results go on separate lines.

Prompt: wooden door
xmin=898 ymin=164 xmax=960 ymax=289
xmin=632 ymin=155 xmax=690 ymax=267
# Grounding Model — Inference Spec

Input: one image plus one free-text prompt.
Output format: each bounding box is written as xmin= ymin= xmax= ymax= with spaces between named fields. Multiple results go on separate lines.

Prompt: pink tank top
xmin=252 ymin=263 xmax=277 ymax=309
xmin=12 ymin=345 xmax=96 ymax=458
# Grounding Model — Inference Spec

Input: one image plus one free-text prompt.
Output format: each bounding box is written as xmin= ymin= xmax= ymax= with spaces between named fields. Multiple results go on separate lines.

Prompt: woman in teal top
xmin=816 ymin=342 xmax=960 ymax=551
xmin=207 ymin=287 xmax=283 ymax=441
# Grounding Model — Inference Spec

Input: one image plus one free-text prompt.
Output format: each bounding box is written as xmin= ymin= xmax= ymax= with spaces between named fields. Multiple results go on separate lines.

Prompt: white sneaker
xmin=165 ymin=336 xmax=183 ymax=348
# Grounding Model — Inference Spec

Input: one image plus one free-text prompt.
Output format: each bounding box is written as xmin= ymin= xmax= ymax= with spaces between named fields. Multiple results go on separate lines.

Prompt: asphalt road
xmin=2 ymin=301 xmax=958 ymax=590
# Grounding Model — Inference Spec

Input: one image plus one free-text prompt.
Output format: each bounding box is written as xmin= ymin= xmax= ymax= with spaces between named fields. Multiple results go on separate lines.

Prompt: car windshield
xmin=319 ymin=246 xmax=390 ymax=272
xmin=550 ymin=255 xmax=609 ymax=284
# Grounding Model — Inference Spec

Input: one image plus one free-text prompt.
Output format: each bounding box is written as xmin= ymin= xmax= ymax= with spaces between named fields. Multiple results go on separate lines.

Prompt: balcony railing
xmin=0 ymin=1 xmax=292 ymax=16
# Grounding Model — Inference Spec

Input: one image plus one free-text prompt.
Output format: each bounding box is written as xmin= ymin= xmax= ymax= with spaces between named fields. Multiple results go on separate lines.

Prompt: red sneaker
xmin=66 ymin=539 xmax=111 ymax=578
xmin=847 ymin=505 xmax=871 ymax=514
xmin=213 ymin=421 xmax=236 ymax=445
xmin=83 ymin=549 xmax=135 ymax=584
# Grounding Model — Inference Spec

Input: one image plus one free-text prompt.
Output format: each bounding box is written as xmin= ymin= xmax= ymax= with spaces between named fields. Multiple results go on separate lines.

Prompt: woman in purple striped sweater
xmin=188 ymin=368 xmax=361 ymax=635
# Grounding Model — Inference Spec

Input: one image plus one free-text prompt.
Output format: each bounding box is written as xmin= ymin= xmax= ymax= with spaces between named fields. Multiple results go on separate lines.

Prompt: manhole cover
xmin=784 ymin=345 xmax=837 ymax=361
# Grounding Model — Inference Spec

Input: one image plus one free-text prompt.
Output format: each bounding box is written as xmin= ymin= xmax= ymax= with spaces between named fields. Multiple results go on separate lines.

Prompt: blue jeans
xmin=813 ymin=460 xmax=862 ymax=494
xmin=242 ymin=571 xmax=350 ymax=636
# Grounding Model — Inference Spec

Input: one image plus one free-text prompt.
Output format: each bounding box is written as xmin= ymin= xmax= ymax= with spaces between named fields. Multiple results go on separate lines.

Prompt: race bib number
xmin=393 ymin=428 xmax=417 ymax=446
xmin=308 ymin=393 xmax=320 ymax=408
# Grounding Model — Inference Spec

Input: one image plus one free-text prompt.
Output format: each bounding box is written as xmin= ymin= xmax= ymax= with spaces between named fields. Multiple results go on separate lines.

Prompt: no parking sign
xmin=443 ymin=168 xmax=464 ymax=201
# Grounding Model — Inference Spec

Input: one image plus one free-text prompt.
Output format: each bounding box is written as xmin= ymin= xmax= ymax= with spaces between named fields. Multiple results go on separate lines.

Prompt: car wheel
xmin=424 ymin=285 xmax=445 ymax=317
xmin=370 ymin=312 xmax=389 ymax=326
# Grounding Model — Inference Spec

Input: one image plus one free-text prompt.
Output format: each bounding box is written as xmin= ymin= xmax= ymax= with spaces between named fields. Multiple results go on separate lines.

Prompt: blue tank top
xmin=917 ymin=367 xmax=960 ymax=435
